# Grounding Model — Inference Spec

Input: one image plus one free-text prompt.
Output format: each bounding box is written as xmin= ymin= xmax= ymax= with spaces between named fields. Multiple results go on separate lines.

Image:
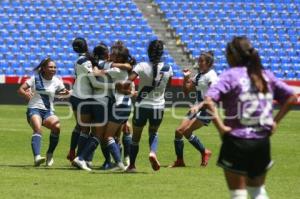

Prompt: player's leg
xmin=246 ymin=174 xmax=269 ymax=199
xmin=27 ymin=109 xmax=45 ymax=166
xmin=67 ymin=96 xmax=81 ymax=161
xmin=169 ymin=118 xmax=191 ymax=167
xmin=104 ymin=121 xmax=126 ymax=171
xmin=127 ymin=107 xmax=147 ymax=172
xmin=43 ymin=114 xmax=60 ymax=166
xmin=179 ymin=113 xmax=212 ymax=167
xmin=76 ymin=112 xmax=92 ymax=156
xmin=147 ymin=108 xmax=164 ymax=171
xmin=122 ymin=122 xmax=132 ymax=166
xmin=224 ymin=170 xmax=248 ymax=199
xmin=67 ymin=122 xmax=80 ymax=162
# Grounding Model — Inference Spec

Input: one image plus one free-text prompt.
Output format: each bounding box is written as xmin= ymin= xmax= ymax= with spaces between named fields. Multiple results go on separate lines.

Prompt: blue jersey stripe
xmin=35 ymin=73 xmax=50 ymax=109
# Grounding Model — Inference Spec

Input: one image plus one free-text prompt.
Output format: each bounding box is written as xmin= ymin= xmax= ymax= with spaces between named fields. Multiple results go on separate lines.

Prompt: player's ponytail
xmin=148 ymin=40 xmax=164 ymax=87
xmin=227 ymin=36 xmax=268 ymax=93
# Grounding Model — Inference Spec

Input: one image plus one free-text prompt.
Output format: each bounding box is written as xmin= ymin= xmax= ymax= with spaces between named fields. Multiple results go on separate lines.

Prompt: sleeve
xmin=133 ymin=63 xmax=143 ymax=75
xmin=106 ymin=67 xmax=120 ymax=80
xmin=267 ymin=71 xmax=295 ymax=105
xmin=25 ymin=76 xmax=35 ymax=87
xmin=205 ymin=70 xmax=233 ymax=102
xmin=104 ymin=62 xmax=112 ymax=70
xmin=81 ymin=61 xmax=93 ymax=73
xmin=208 ymin=71 xmax=219 ymax=86
xmin=56 ymin=77 xmax=65 ymax=92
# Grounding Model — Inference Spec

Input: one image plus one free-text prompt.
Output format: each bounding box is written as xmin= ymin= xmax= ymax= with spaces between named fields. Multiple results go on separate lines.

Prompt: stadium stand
xmin=155 ymin=0 xmax=300 ymax=79
xmin=0 ymin=0 xmax=183 ymax=77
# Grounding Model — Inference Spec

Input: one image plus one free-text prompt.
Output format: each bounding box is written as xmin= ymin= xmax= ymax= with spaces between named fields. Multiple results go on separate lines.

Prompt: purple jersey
xmin=206 ymin=67 xmax=294 ymax=139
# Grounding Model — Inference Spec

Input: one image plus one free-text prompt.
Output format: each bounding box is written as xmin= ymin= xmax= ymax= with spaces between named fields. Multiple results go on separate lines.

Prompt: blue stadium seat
xmin=155 ymin=0 xmax=300 ymax=79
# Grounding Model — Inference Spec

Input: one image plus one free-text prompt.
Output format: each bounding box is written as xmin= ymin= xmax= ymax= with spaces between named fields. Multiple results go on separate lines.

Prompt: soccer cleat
xmin=123 ymin=156 xmax=130 ymax=167
xmin=67 ymin=150 xmax=76 ymax=162
xmin=201 ymin=149 xmax=212 ymax=167
xmin=110 ymin=162 xmax=127 ymax=172
xmin=168 ymin=159 xmax=186 ymax=168
xmin=34 ymin=155 xmax=46 ymax=167
xmin=125 ymin=164 xmax=137 ymax=173
xmin=73 ymin=157 xmax=91 ymax=172
xmin=46 ymin=153 xmax=54 ymax=167
xmin=149 ymin=152 xmax=160 ymax=171
xmin=86 ymin=161 xmax=93 ymax=169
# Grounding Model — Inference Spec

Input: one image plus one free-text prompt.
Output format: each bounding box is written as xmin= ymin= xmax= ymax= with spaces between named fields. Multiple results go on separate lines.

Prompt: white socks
xmin=247 ymin=186 xmax=269 ymax=199
xmin=230 ymin=189 xmax=248 ymax=199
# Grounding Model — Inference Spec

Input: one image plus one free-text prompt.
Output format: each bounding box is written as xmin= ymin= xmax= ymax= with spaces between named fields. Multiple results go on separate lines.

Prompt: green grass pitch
xmin=0 ymin=105 xmax=299 ymax=199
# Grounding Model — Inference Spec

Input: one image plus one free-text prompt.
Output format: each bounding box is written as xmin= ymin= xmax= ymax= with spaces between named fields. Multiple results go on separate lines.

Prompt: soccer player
xmin=191 ymin=36 xmax=297 ymax=199
xmin=68 ymin=37 xmax=109 ymax=168
xmin=121 ymin=40 xmax=173 ymax=172
xmin=169 ymin=51 xmax=217 ymax=168
xmin=72 ymin=42 xmax=133 ymax=171
xmin=17 ymin=58 xmax=69 ymax=166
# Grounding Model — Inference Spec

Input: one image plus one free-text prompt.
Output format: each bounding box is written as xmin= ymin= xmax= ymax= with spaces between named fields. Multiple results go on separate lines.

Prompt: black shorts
xmin=69 ymin=96 xmax=93 ymax=115
xmin=217 ymin=134 xmax=273 ymax=178
xmin=90 ymin=99 xmax=110 ymax=125
xmin=109 ymin=103 xmax=131 ymax=124
xmin=132 ymin=107 xmax=164 ymax=127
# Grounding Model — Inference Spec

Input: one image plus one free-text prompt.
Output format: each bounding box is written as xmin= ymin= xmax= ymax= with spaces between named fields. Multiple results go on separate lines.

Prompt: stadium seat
xmin=155 ymin=0 xmax=300 ymax=78
xmin=0 ymin=0 xmax=182 ymax=77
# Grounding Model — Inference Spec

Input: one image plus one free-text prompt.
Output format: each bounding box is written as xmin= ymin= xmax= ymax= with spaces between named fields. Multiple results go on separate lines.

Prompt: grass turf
xmin=0 ymin=105 xmax=299 ymax=199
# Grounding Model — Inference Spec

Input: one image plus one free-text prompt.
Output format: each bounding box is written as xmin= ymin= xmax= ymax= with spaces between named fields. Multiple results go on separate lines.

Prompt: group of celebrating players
xmin=17 ymin=36 xmax=297 ymax=199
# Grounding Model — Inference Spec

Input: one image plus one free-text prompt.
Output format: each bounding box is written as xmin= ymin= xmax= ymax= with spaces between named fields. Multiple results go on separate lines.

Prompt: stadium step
xmin=133 ymin=0 xmax=193 ymax=69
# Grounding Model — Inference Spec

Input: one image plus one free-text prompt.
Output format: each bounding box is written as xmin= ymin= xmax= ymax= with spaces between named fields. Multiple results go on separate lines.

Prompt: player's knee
xmin=176 ymin=127 xmax=185 ymax=135
xmin=52 ymin=122 xmax=60 ymax=134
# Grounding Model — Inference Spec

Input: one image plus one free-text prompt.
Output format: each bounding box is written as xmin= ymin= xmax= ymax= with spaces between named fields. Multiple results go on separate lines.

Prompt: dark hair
xmin=200 ymin=51 xmax=214 ymax=67
xmin=33 ymin=57 xmax=54 ymax=74
xmin=226 ymin=36 xmax=268 ymax=93
xmin=93 ymin=42 xmax=109 ymax=61
xmin=148 ymin=40 xmax=164 ymax=87
xmin=72 ymin=37 xmax=88 ymax=53
xmin=110 ymin=43 xmax=136 ymax=66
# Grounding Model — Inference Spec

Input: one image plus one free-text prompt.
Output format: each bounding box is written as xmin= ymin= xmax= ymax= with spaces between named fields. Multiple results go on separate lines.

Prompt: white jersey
xmin=93 ymin=60 xmax=113 ymax=103
xmin=26 ymin=74 xmax=65 ymax=111
xmin=72 ymin=55 xmax=106 ymax=99
xmin=192 ymin=69 xmax=218 ymax=103
xmin=133 ymin=62 xmax=173 ymax=109
xmin=106 ymin=67 xmax=131 ymax=106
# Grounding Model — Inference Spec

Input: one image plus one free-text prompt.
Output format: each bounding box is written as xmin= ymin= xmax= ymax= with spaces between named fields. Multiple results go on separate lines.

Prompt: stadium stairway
xmin=133 ymin=0 xmax=194 ymax=69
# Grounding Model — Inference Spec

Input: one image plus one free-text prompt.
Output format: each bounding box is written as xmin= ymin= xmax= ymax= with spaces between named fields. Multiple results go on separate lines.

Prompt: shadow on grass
xmin=0 ymin=164 xmax=78 ymax=171
xmin=90 ymin=170 xmax=149 ymax=175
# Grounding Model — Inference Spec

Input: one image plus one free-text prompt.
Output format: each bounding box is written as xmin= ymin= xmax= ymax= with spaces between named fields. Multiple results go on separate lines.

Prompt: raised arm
xmin=182 ymin=69 xmax=195 ymax=95
xmin=111 ymin=63 xmax=132 ymax=72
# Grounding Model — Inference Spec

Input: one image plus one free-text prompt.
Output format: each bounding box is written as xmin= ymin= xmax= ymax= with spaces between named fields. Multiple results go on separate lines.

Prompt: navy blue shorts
xmin=70 ymin=95 xmax=93 ymax=115
xmin=109 ymin=103 xmax=131 ymax=124
xmin=187 ymin=108 xmax=211 ymax=126
xmin=26 ymin=108 xmax=54 ymax=123
xmin=217 ymin=134 xmax=273 ymax=178
xmin=132 ymin=107 xmax=164 ymax=127
xmin=90 ymin=99 xmax=110 ymax=125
